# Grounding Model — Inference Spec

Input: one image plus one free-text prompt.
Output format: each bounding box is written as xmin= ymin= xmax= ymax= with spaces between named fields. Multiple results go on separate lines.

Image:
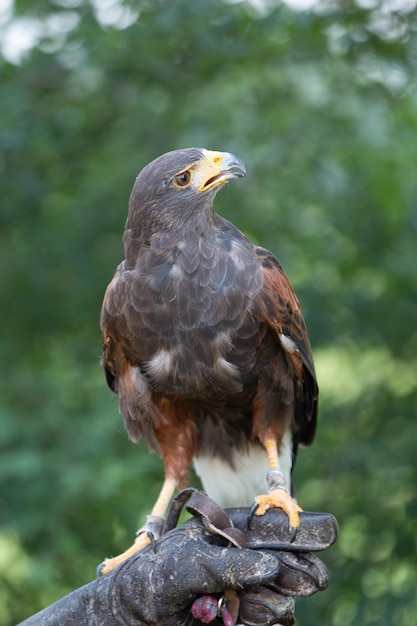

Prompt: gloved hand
xmin=18 ymin=490 xmax=337 ymax=626
xmin=112 ymin=489 xmax=337 ymax=626
xmin=172 ymin=490 xmax=336 ymax=625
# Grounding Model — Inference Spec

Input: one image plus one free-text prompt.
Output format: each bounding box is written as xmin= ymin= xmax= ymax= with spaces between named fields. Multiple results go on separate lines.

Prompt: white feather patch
xmin=279 ymin=333 xmax=298 ymax=354
xmin=193 ymin=432 xmax=293 ymax=508
xmin=146 ymin=350 xmax=172 ymax=379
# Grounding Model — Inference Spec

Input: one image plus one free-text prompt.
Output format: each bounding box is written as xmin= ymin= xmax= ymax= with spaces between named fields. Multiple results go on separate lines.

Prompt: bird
xmin=99 ymin=148 xmax=318 ymax=574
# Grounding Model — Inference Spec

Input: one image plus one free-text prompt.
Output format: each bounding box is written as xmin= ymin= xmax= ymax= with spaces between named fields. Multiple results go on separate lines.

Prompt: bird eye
xmin=174 ymin=170 xmax=191 ymax=187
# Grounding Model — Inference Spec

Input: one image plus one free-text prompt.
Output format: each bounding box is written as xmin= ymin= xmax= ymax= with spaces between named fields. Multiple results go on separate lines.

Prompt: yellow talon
xmin=99 ymin=531 xmax=152 ymax=575
xmin=254 ymin=487 xmax=303 ymax=529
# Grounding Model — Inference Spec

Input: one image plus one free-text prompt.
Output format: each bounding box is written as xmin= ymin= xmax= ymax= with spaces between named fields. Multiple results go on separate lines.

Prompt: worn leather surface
xmin=18 ymin=490 xmax=337 ymax=626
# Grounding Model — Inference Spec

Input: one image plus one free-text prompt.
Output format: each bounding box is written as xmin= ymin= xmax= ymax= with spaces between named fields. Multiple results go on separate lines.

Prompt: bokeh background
xmin=1 ymin=1 xmax=416 ymax=624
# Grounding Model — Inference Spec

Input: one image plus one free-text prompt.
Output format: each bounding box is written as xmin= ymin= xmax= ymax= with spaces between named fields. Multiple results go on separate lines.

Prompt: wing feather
xmin=100 ymin=262 xmax=164 ymax=448
xmin=254 ymin=247 xmax=318 ymax=446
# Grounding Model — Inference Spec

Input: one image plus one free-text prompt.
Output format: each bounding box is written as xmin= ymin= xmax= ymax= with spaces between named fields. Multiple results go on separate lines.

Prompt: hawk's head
xmin=124 ymin=148 xmax=246 ymax=259
xmin=128 ymin=148 xmax=245 ymax=219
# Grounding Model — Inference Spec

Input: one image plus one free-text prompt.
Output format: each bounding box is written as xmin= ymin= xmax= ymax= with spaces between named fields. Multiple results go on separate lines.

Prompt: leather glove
xmin=169 ymin=490 xmax=337 ymax=626
xmin=18 ymin=489 xmax=337 ymax=626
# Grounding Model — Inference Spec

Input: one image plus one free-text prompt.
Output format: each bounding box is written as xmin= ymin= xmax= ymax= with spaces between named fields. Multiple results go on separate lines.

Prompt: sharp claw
xmin=147 ymin=530 xmax=157 ymax=553
xmin=247 ymin=501 xmax=259 ymax=529
xmin=96 ymin=562 xmax=105 ymax=578
xmin=290 ymin=526 xmax=297 ymax=543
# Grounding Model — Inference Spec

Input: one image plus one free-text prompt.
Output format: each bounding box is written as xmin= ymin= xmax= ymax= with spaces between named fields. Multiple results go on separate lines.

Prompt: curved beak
xmin=198 ymin=150 xmax=246 ymax=192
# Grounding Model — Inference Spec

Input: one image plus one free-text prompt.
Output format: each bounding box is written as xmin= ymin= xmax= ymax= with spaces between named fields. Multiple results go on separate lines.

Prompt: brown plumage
xmin=99 ymin=148 xmax=318 ymax=573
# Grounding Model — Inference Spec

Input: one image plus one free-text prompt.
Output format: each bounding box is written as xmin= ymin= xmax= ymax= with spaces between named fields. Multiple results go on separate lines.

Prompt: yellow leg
xmin=150 ymin=477 xmax=178 ymax=518
xmin=263 ymin=434 xmax=280 ymax=470
xmin=100 ymin=477 xmax=177 ymax=575
xmin=254 ymin=433 xmax=302 ymax=532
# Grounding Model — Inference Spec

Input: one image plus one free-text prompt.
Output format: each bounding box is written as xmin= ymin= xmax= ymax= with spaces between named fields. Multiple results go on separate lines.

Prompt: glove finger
xmin=226 ymin=509 xmax=338 ymax=552
xmin=273 ymin=552 xmax=329 ymax=596
xmin=193 ymin=546 xmax=280 ymax=591
xmin=238 ymin=586 xmax=295 ymax=626
xmin=138 ymin=529 xmax=281 ymax=594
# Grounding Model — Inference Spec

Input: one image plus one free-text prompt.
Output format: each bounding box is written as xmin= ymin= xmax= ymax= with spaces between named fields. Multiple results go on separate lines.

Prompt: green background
xmin=1 ymin=1 xmax=416 ymax=624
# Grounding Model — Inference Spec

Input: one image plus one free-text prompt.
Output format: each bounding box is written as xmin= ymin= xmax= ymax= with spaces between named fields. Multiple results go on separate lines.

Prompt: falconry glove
xmin=18 ymin=490 xmax=337 ymax=626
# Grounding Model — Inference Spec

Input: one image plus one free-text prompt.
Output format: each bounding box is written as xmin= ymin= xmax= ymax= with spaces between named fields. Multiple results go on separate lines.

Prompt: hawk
xmin=99 ymin=148 xmax=318 ymax=573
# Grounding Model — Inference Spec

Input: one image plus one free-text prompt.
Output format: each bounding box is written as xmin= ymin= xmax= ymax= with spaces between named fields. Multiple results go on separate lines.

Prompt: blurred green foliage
xmin=1 ymin=1 xmax=416 ymax=624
